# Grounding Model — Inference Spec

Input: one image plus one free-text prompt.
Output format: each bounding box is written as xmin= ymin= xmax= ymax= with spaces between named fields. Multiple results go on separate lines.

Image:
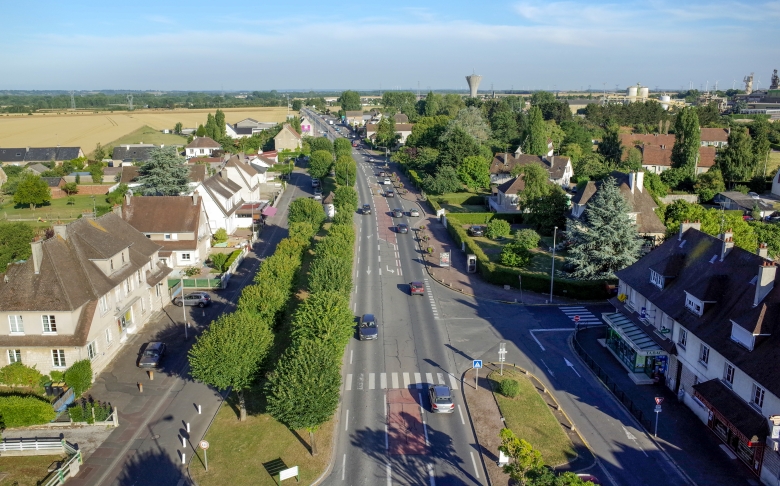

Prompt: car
xmin=359 ymin=314 xmax=378 ymax=341
xmin=314 ymin=186 xmax=323 ymax=195
xmin=311 ymin=178 xmax=320 ymax=187
xmin=385 ymin=189 xmax=395 ymax=197
xmin=362 ymin=204 xmax=371 ymax=215
xmin=392 ymin=208 xmax=403 ymax=218
xmin=748 ymin=192 xmax=760 ymax=199
xmin=314 ymin=193 xmax=323 ymax=201
xmin=409 ymin=208 xmax=420 ymax=217
xmin=383 ymin=178 xmax=392 ymax=185
xmin=396 ymin=223 xmax=409 ymax=234
xmin=767 ymin=212 xmax=780 ymax=222
xmin=409 ymin=281 xmax=424 ymax=295
xmin=138 ymin=342 xmax=166 ymax=368
xmin=428 ymin=385 xmax=454 ymax=413
xmin=378 ymin=171 xmax=386 ymax=177
xmin=576 ymin=474 xmax=601 ymax=485
xmin=174 ymin=292 xmax=211 ymax=307
xmin=468 ymin=225 xmax=485 ymax=237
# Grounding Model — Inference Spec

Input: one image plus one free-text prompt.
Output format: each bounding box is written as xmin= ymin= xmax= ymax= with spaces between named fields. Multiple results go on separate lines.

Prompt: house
xmin=714 ymin=192 xmax=775 ymax=218
xmin=300 ymin=115 xmax=315 ymax=137
xmin=364 ymin=123 xmax=415 ymax=146
xmin=639 ymin=145 xmax=717 ymax=175
xmin=194 ymin=173 xmax=244 ymax=235
xmin=345 ymin=111 xmax=364 ymax=127
xmin=120 ymin=193 xmax=211 ymax=269
xmin=41 ymin=177 xmax=65 ymax=189
xmin=102 ymin=166 xmax=123 ymax=182
xmin=570 ymin=171 xmax=666 ymax=243
xmin=0 ymin=148 xmax=27 ymax=164
xmin=489 ymin=176 xmax=526 ymax=212
xmin=222 ymin=154 xmax=264 ymax=203
xmin=111 ymin=144 xmax=158 ymax=165
xmin=273 ymin=124 xmax=302 ymax=151
xmin=393 ymin=113 xmax=409 ymax=124
xmin=0 ymin=147 xmax=84 ymax=165
xmin=322 ymin=191 xmax=335 ymax=218
xmin=0 ymin=212 xmax=172 ymax=375
xmin=701 ymin=128 xmax=730 ymax=148
xmin=185 ymin=137 xmax=221 ymax=159
xmin=772 ymin=168 xmax=780 ymax=197
xmin=235 ymin=118 xmax=277 ymax=132
xmin=25 ymin=163 xmax=50 ymax=175
xmin=489 ymin=145 xmax=573 ymax=187
xmin=610 ymin=222 xmax=780 ymax=483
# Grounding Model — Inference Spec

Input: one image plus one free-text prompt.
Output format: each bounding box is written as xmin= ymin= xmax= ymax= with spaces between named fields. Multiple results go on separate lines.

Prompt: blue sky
xmin=2 ymin=0 xmax=779 ymax=91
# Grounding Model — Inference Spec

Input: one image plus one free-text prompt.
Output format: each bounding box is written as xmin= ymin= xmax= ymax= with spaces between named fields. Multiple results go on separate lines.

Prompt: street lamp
xmin=549 ymin=226 xmax=558 ymax=303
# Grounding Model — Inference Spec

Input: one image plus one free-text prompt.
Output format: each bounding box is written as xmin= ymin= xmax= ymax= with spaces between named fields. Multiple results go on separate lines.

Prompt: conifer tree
xmin=718 ymin=127 xmax=755 ymax=187
xmin=523 ymin=106 xmax=547 ymax=156
xmin=136 ymin=146 xmax=191 ymax=196
xmin=670 ymin=107 xmax=701 ymax=181
xmin=215 ymin=109 xmax=227 ymax=138
xmin=566 ymin=177 xmax=642 ymax=279
xmin=598 ymin=121 xmax=622 ymax=167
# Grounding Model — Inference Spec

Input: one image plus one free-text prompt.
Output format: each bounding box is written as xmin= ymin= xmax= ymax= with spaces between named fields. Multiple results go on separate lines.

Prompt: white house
xmin=194 ymin=173 xmax=244 ymax=235
xmin=489 ymin=144 xmax=573 ymax=187
xmin=185 ymin=137 xmax=221 ymax=159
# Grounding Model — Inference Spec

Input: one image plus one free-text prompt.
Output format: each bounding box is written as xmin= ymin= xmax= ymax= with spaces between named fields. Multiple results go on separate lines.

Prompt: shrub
xmin=0 ymin=362 xmax=44 ymax=388
xmin=514 ymin=229 xmax=541 ymax=251
xmin=184 ymin=267 xmax=200 ymax=277
xmin=213 ymin=228 xmax=229 ymax=243
xmin=223 ymin=249 xmax=242 ymax=270
xmin=500 ymin=243 xmax=532 ymax=268
xmin=50 ymin=370 xmax=64 ymax=382
xmin=498 ymin=379 xmax=520 ymax=398
xmin=486 ymin=219 xmax=511 ymax=240
xmin=733 ymin=184 xmax=750 ymax=194
xmin=210 ymin=253 xmax=228 ymax=272
xmin=0 ymin=395 xmax=56 ymax=427
xmin=63 ymin=360 xmax=93 ymax=397
xmin=68 ymin=397 xmax=112 ymax=424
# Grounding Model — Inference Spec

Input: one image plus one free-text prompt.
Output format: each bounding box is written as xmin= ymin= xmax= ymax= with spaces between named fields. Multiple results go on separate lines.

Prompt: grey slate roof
xmin=112 ymin=146 xmax=155 ymax=162
xmin=25 ymin=163 xmax=50 ymax=174
xmin=496 ymin=176 xmax=525 ymax=195
xmin=186 ymin=137 xmax=221 ymax=149
xmin=23 ymin=147 xmax=82 ymax=162
xmin=717 ymin=191 xmax=775 ymax=213
xmin=490 ymin=152 xmax=570 ymax=181
xmin=0 ymin=148 xmax=26 ymax=163
xmin=41 ymin=177 xmax=64 ymax=187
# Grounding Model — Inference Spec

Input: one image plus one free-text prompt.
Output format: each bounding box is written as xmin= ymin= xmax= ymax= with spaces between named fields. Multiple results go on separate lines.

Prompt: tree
xmin=500 ymin=242 xmax=532 ymax=267
xmin=333 ymin=138 xmax=352 ymax=157
xmin=288 ymin=197 xmax=326 ymax=228
xmin=88 ymin=163 xmax=104 ymax=183
xmin=423 ymin=91 xmax=440 ymax=116
xmin=457 ymin=155 xmax=490 ymax=190
xmin=290 ymin=291 xmax=354 ymax=356
xmin=406 ymin=115 xmax=451 ymax=148
xmin=62 ymin=182 xmax=79 ymax=195
xmin=486 ymin=219 xmax=511 ymax=240
xmin=499 ymin=428 xmax=543 ymax=486
xmin=136 ymin=146 xmax=190 ymax=196
xmin=751 ymin=117 xmax=772 ymax=177
xmin=174 ymin=122 xmax=183 ymax=134
xmin=215 ymin=109 xmax=227 ymax=138
xmin=13 ymin=173 xmax=51 ymax=209
xmin=718 ymin=127 xmax=755 ymax=187
xmin=511 ymin=164 xmax=550 ymax=205
xmin=749 ymin=221 xmax=780 ymax=259
xmin=205 ymin=113 xmax=219 ymax=139
xmin=291 ymin=99 xmax=303 ymax=111
xmin=375 ymin=117 xmax=398 ymax=148
xmin=694 ymin=168 xmax=725 ymax=202
xmin=308 ymin=137 xmax=333 ymax=154
xmin=422 ymin=165 xmax=461 ymax=194
xmin=438 ymin=126 xmax=482 ymax=168
xmin=523 ymin=106 xmax=548 ymax=156
xmin=266 ymin=339 xmax=341 ymax=455
xmin=439 ymin=93 xmax=466 ymax=117
xmin=334 ymin=156 xmax=356 ymax=186
xmin=63 ymin=360 xmax=93 ymax=397
xmin=524 ymin=186 xmax=569 ymax=235
xmin=189 ymin=311 xmax=274 ymax=421
xmin=442 ymin=107 xmax=492 ymax=143
xmin=338 ymin=90 xmax=361 ymax=112
xmin=0 ymin=222 xmax=34 ymax=273
xmin=566 ymin=177 xmax=642 ymax=279
xmin=662 ymin=200 xmax=756 ymax=251
xmin=196 ymin=124 xmax=206 ymax=137
xmin=670 ymin=107 xmax=701 ymax=182
xmin=624 ymin=147 xmax=643 ymax=171
xmin=598 ymin=121 xmax=622 ymax=167
xmin=309 ymin=150 xmax=333 ymax=180
xmin=92 ymin=143 xmax=107 ymax=162
xmin=573 ymin=152 xmax=609 ymax=181
xmin=514 ymin=228 xmax=541 ymax=250
xmin=642 ymin=171 xmax=668 ymax=199
xmin=333 ymin=186 xmax=358 ymax=212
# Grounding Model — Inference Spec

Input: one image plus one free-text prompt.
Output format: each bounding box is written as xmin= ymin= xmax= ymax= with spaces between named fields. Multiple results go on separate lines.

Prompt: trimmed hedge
xmin=0 ymin=395 xmax=56 ymax=427
xmin=433 ymin=193 xmax=488 ymax=206
xmin=498 ymin=379 xmax=520 ymax=398
xmin=224 ymin=249 xmax=243 ymax=270
xmin=68 ymin=397 xmax=112 ymax=424
xmin=64 ymin=360 xmax=93 ymax=397
xmin=447 ymin=213 xmax=524 ymax=225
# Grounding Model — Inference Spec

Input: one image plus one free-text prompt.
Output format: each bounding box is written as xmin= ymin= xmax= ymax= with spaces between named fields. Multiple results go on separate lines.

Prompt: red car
xmin=410 ymin=282 xmax=425 ymax=295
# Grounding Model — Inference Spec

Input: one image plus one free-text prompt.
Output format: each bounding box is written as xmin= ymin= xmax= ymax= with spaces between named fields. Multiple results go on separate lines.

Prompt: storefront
xmin=693 ymin=379 xmax=767 ymax=477
xmin=603 ymin=312 xmax=669 ymax=377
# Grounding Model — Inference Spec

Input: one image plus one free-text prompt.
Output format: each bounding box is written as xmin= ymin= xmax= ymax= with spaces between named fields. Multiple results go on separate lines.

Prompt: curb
xmin=459 ymin=367 xmax=493 ymax=486
xmin=186 ymin=387 xmax=232 ymax=485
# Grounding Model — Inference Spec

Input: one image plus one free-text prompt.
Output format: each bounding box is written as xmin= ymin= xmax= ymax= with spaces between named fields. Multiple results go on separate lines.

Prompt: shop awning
xmin=603 ymin=312 xmax=666 ymax=356
xmin=693 ymin=379 xmax=768 ymax=443
xmin=114 ymin=296 xmax=140 ymax=318
xmin=262 ymin=206 xmax=277 ymax=217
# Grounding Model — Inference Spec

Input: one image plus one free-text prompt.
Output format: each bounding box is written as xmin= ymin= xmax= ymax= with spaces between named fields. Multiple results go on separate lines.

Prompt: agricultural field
xmin=0 ymin=107 xmax=294 ymax=155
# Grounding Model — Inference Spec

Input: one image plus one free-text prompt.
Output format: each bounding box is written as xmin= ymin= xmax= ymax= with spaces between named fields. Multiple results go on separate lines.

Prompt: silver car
xmin=174 ymin=292 xmax=211 ymax=307
xmin=428 ymin=385 xmax=455 ymax=413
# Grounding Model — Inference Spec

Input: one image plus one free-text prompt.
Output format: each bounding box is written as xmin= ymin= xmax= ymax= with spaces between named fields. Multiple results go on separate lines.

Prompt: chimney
xmin=758 ymin=243 xmax=769 ymax=259
xmin=754 ymin=261 xmax=777 ymax=307
xmin=678 ymin=219 xmax=701 ymax=241
xmin=124 ymin=191 xmax=132 ymax=206
xmin=192 ymin=193 xmax=199 ymax=206
xmin=31 ymin=240 xmax=43 ymax=274
xmin=720 ymin=229 xmax=734 ymax=261
xmin=53 ymin=224 xmax=67 ymax=240
xmin=635 ymin=171 xmax=644 ymax=193
xmin=628 ymin=172 xmax=636 ymax=194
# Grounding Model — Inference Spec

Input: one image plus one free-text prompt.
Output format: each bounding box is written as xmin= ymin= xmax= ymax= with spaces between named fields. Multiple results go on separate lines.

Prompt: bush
xmin=63 ymin=360 xmax=93 ymax=397
xmin=210 ymin=253 xmax=228 ymax=272
xmin=68 ymin=397 xmax=112 ymax=424
xmin=500 ymin=243 xmax=532 ymax=268
xmin=0 ymin=395 xmax=56 ymax=427
xmin=184 ymin=267 xmax=200 ymax=277
xmin=733 ymin=184 xmax=750 ymax=194
xmin=486 ymin=219 xmax=511 ymax=240
xmin=0 ymin=362 xmax=44 ymax=388
xmin=224 ymin=249 xmax=242 ymax=270
xmin=514 ymin=229 xmax=541 ymax=251
xmin=213 ymin=228 xmax=229 ymax=243
xmin=498 ymin=379 xmax=520 ymax=398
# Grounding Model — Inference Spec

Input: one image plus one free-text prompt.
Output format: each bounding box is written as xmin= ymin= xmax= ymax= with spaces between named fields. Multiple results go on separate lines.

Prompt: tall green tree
xmin=718 ymin=127 xmax=755 ymax=187
xmin=13 ymin=174 xmax=51 ymax=209
xmin=333 ymin=186 xmax=358 ymax=212
xmin=423 ymin=91 xmax=440 ymax=116
xmin=499 ymin=428 xmax=543 ymax=486
xmin=752 ymin=117 xmax=772 ymax=177
xmin=287 ymin=197 xmax=326 ymax=228
xmin=338 ymin=90 xmax=361 ymax=112
xmin=334 ymin=156 xmax=357 ymax=186
xmin=308 ymin=137 xmax=333 ymax=154
xmin=309 ymin=150 xmax=333 ymax=180
xmin=215 ymin=109 xmax=227 ymax=138
xmin=566 ymin=177 xmax=642 ymax=279
xmin=457 ymin=155 xmax=491 ymax=190
xmin=196 ymin=124 xmax=206 ymax=137
xmin=188 ymin=311 xmax=274 ymax=421
xmin=406 ymin=115 xmax=451 ymax=148
xmin=438 ymin=126 xmax=482 ymax=168
xmin=597 ymin=121 xmax=622 ymax=167
xmin=694 ymin=168 xmax=725 ymax=202
xmin=174 ymin=122 xmax=183 ymax=134
xmin=375 ymin=117 xmax=397 ymax=148
xmin=136 ymin=146 xmax=191 ymax=196
xmin=290 ymin=291 xmax=354 ymax=355
xmin=511 ymin=164 xmax=550 ymax=205
xmin=442 ymin=107 xmax=492 ymax=143
xmin=266 ymin=339 xmax=341 ymax=455
xmin=205 ymin=113 xmax=219 ymax=139
xmin=524 ymin=186 xmax=569 ymax=235
xmin=523 ymin=106 xmax=547 ymax=156
xmin=422 ymin=165 xmax=462 ymax=194
xmin=0 ymin=222 xmax=34 ymax=273
xmin=670 ymin=107 xmax=701 ymax=181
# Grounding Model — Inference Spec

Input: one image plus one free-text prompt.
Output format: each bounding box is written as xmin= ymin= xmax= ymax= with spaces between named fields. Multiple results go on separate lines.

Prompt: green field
xmin=472 ymin=233 xmax=567 ymax=273
xmin=0 ymin=194 xmax=109 ymax=223
xmin=0 ymin=454 xmax=67 ymax=486
xmin=101 ymin=125 xmax=188 ymax=154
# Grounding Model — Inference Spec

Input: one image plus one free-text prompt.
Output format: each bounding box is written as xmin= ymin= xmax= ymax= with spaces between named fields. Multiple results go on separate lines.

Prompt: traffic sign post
xmin=473 ymin=360 xmax=483 ymax=390
xmin=654 ymin=397 xmax=664 ymax=437
xmin=498 ymin=343 xmax=507 ymax=376
xmin=200 ymin=440 xmax=209 ymax=471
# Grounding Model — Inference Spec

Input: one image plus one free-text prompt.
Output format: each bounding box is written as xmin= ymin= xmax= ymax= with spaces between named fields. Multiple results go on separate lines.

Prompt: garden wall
xmin=51 ymin=185 xmax=113 ymax=199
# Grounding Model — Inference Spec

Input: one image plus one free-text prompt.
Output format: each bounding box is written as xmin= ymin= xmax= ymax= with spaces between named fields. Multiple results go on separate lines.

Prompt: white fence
xmin=44 ymin=441 xmax=83 ymax=486
xmin=0 ymin=437 xmax=66 ymax=456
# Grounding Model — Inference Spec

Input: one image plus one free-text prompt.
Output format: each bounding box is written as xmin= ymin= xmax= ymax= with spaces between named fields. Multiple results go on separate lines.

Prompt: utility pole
xmin=549 ymin=226 xmax=558 ymax=303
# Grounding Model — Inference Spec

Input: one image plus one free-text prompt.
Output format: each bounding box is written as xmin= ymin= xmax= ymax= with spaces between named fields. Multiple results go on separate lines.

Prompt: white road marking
xmin=378 ymin=244 xmax=380 ymax=250
xmin=378 ymin=255 xmax=381 ymax=262
xmin=458 ymin=404 xmax=465 ymax=425
xmin=622 ymin=425 xmax=649 ymax=457
xmin=449 ymin=373 xmax=459 ymax=390
xmin=380 ymin=373 xmax=387 ymax=389
xmin=419 ymin=392 xmax=430 ymax=446
xmin=345 ymin=409 xmax=349 ymax=430
xmin=386 ymin=463 xmax=392 ymax=486
xmin=470 ymin=451 xmax=480 ymax=479
xmin=353 ymin=302 xmax=356 ymax=312
xmin=428 ymin=463 xmax=436 ymax=486
xmin=415 ymin=372 xmax=422 ymax=389
xmin=403 ymin=372 xmax=410 ymax=388
xmin=385 ymin=426 xmax=389 ymax=450
xmin=349 ymin=350 xmax=353 ymax=365
xmin=358 ymin=373 xmax=364 ymax=390
xmin=379 ymin=268 xmax=382 ymax=275
xmin=369 ymin=373 xmax=376 ymax=389
xmin=392 ymin=372 xmax=399 ymax=389
xmin=426 ymin=373 xmax=434 ymax=385
xmin=436 ymin=373 xmax=446 ymax=385
xmin=346 ymin=374 xmax=352 ymax=391
xmin=342 ymin=454 xmax=346 ymax=480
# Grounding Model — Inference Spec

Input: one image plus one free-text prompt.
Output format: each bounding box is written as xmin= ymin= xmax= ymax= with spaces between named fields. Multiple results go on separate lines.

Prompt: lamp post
xmin=549 ymin=226 xmax=558 ymax=303
xmin=376 ymin=146 xmax=389 ymax=167
xmin=90 ymin=195 xmax=96 ymax=215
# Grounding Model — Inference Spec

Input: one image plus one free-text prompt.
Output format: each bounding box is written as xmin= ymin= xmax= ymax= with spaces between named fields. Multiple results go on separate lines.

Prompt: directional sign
xmin=655 ymin=397 xmax=664 ymax=405
xmin=573 ymin=315 xmax=580 ymax=322
xmin=473 ymin=360 xmax=483 ymax=369
xmin=655 ymin=405 xmax=662 ymax=412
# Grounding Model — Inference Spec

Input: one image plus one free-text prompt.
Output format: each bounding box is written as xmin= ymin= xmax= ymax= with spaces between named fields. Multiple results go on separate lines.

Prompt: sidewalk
xmin=574 ymin=326 xmax=757 ymax=486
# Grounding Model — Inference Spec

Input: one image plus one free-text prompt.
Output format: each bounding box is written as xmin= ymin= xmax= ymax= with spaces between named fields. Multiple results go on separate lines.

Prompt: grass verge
xmin=0 ymin=454 xmax=67 ymax=486
xmin=489 ymin=369 xmax=576 ymax=466
xmin=102 ymin=125 xmax=189 ymax=151
xmin=0 ymin=194 xmax=108 ymax=222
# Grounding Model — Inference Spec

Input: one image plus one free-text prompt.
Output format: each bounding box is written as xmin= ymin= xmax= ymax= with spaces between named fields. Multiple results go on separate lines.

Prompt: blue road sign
xmin=473 ymin=360 xmax=483 ymax=369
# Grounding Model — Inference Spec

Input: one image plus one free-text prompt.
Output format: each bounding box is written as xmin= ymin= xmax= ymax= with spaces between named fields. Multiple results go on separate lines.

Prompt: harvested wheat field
xmin=0 ymin=107 xmax=295 ymax=152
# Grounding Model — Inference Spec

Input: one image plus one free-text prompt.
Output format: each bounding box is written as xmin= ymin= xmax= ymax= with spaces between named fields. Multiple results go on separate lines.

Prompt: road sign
xmin=199 ymin=440 xmax=209 ymax=450
xmin=574 ymin=315 xmax=580 ymax=322
xmin=498 ymin=343 xmax=507 ymax=375
xmin=655 ymin=405 xmax=662 ymax=412
xmin=473 ymin=360 xmax=483 ymax=369
xmin=655 ymin=397 xmax=664 ymax=405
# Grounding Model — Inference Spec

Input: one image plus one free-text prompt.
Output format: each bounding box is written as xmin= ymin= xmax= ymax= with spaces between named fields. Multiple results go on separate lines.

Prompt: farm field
xmin=0 ymin=107 xmax=294 ymax=154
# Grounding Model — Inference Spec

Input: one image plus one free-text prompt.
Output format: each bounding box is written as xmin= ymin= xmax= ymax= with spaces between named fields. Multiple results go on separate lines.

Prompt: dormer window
xmin=110 ymin=259 xmax=114 ymax=271
xmin=650 ymin=270 xmax=664 ymax=289
xmin=685 ymin=293 xmax=703 ymax=316
xmin=121 ymin=252 xmax=125 ymax=264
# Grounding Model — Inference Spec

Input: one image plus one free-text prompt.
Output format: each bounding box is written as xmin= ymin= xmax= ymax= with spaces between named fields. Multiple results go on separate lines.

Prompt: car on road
xmin=409 ymin=282 xmax=424 ymax=295
xmin=576 ymin=474 xmax=601 ymax=484
xmin=383 ymin=178 xmax=392 ymax=185
xmin=359 ymin=314 xmax=378 ymax=341
xmin=362 ymin=204 xmax=371 ymax=215
xmin=378 ymin=171 xmax=386 ymax=177
xmin=396 ymin=223 xmax=409 ymax=234
xmin=311 ymin=178 xmax=320 ymax=188
xmin=392 ymin=208 xmax=403 ymax=218
xmin=428 ymin=385 xmax=454 ymax=413
xmin=409 ymin=208 xmax=420 ymax=217
xmin=385 ymin=189 xmax=395 ymax=197
xmin=468 ymin=225 xmax=485 ymax=237
xmin=174 ymin=292 xmax=211 ymax=307
xmin=138 ymin=342 xmax=166 ymax=368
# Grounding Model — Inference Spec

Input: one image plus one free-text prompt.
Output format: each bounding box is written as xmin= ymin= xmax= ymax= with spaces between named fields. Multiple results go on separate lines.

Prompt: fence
xmin=572 ymin=332 xmax=652 ymax=431
xmin=43 ymin=441 xmax=83 ymax=486
xmin=0 ymin=437 xmax=66 ymax=456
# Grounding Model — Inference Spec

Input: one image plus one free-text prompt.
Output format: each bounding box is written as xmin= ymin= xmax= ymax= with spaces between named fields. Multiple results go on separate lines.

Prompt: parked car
xmin=378 ymin=171 xmax=387 ymax=177
xmin=748 ymin=192 xmax=760 ymax=199
xmin=174 ymin=292 xmax=211 ymax=307
xmin=359 ymin=314 xmax=378 ymax=341
xmin=314 ymin=193 xmax=323 ymax=201
xmin=396 ymin=223 xmax=409 ymax=234
xmin=767 ymin=212 xmax=780 ymax=222
xmin=383 ymin=178 xmax=392 ymax=185
xmin=362 ymin=204 xmax=372 ymax=215
xmin=385 ymin=189 xmax=395 ymax=197
xmin=409 ymin=208 xmax=420 ymax=217
xmin=428 ymin=385 xmax=454 ymax=413
xmin=314 ymin=187 xmax=323 ymax=195
xmin=138 ymin=342 xmax=166 ymax=368
xmin=392 ymin=208 xmax=403 ymax=218
xmin=468 ymin=225 xmax=485 ymax=237
xmin=311 ymin=178 xmax=320 ymax=187
xmin=743 ymin=214 xmax=754 ymax=221
xmin=576 ymin=474 xmax=601 ymax=485
xmin=409 ymin=281 xmax=425 ymax=296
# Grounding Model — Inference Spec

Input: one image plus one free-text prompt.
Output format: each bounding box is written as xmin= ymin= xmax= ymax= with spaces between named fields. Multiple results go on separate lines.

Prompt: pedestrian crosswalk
xmin=344 ymin=371 xmax=459 ymax=392
xmin=424 ymin=278 xmax=438 ymax=319
xmin=559 ymin=306 xmax=602 ymax=326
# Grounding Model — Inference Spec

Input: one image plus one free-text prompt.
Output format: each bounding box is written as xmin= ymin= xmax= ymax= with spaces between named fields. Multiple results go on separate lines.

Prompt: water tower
xmin=466 ymin=73 xmax=483 ymax=98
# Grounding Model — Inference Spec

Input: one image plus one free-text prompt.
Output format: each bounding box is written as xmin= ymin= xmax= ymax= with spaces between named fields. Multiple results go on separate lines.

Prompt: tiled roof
xmin=199 ymin=174 xmax=243 ymax=216
xmin=620 ymin=133 xmax=675 ymax=148
xmin=41 ymin=177 xmax=64 ymax=187
xmin=496 ymin=176 xmax=526 ymax=195
xmin=0 ymin=148 xmax=26 ymax=163
xmin=393 ymin=114 xmax=409 ymax=123
xmin=275 ymin=124 xmax=301 ymax=140
xmin=188 ymin=164 xmax=207 ymax=183
xmin=701 ymin=128 xmax=729 ymax=143
xmin=186 ymin=137 xmax=221 ymax=149
xmin=639 ymin=145 xmax=716 ymax=168
xmin=121 ymin=195 xmax=201 ymax=233
xmin=24 ymin=147 xmax=82 ymax=162
xmin=490 ymin=153 xmax=570 ymax=181
xmin=112 ymin=146 xmax=155 ymax=162
xmin=119 ymin=166 xmax=140 ymax=184
xmin=345 ymin=111 xmax=363 ymax=117
xmin=395 ymin=123 xmax=414 ymax=132
xmin=26 ymin=163 xmax=49 ymax=174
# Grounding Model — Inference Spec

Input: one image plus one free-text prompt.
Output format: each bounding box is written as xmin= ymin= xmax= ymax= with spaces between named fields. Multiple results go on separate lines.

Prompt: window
xmin=164 ymin=234 xmax=172 ymax=240
xmin=124 ymin=280 xmax=129 ymax=294
xmin=87 ymin=341 xmax=97 ymax=360
xmin=7 ymin=350 xmax=21 ymax=364
xmin=751 ymin=383 xmax=765 ymax=410
xmin=137 ymin=270 xmax=142 ymax=284
xmin=8 ymin=315 xmax=24 ymax=333
xmin=723 ymin=363 xmax=735 ymax=387
xmin=698 ymin=344 xmax=710 ymax=366
xmin=685 ymin=295 xmax=702 ymax=315
xmin=115 ymin=287 xmax=121 ymax=302
xmin=156 ymin=283 xmax=161 ymax=297
xmin=121 ymin=252 xmax=125 ymax=264
xmin=42 ymin=315 xmax=57 ymax=333
xmin=650 ymin=270 xmax=664 ymax=289
xmin=110 ymin=259 xmax=114 ymax=271
xmin=105 ymin=328 xmax=113 ymax=345
xmin=677 ymin=327 xmax=687 ymax=349
xmin=181 ymin=253 xmax=191 ymax=261
xmin=99 ymin=295 xmax=108 ymax=314
xmin=51 ymin=350 xmax=66 ymax=368
xmin=141 ymin=296 xmax=146 ymax=314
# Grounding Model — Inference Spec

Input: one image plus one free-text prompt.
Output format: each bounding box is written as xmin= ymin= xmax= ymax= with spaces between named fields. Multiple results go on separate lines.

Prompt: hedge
xmin=433 ymin=193 xmax=488 ymax=206
xmin=64 ymin=360 xmax=93 ymax=397
xmin=0 ymin=395 xmax=56 ymax=427
xmin=224 ymin=249 xmax=243 ymax=270
xmin=68 ymin=398 xmax=112 ymax=424
xmin=447 ymin=213 xmax=524 ymax=225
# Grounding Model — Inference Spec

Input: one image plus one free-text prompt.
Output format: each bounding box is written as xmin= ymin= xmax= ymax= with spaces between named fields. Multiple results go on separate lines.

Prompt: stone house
xmin=489 ymin=145 xmax=573 ymax=187
xmin=273 ymin=124 xmax=302 ymax=151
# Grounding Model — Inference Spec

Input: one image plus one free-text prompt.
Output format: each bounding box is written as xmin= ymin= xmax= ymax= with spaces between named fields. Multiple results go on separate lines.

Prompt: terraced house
xmin=607 ymin=221 xmax=780 ymax=483
xmin=0 ymin=213 xmax=172 ymax=375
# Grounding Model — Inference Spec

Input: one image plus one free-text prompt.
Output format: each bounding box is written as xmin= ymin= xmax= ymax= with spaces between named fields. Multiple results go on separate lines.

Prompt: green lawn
xmin=438 ymin=203 xmax=488 ymax=213
xmin=471 ymin=233 xmax=567 ymax=273
xmin=489 ymin=370 xmax=576 ymax=467
xmin=102 ymin=125 xmax=188 ymax=152
xmin=0 ymin=194 xmax=109 ymax=222
xmin=0 ymin=454 xmax=67 ymax=486
xmin=768 ymin=152 xmax=780 ymax=177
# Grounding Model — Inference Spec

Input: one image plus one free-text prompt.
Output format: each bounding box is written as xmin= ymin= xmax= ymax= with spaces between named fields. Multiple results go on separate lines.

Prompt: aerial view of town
xmin=0 ymin=2 xmax=779 ymax=485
